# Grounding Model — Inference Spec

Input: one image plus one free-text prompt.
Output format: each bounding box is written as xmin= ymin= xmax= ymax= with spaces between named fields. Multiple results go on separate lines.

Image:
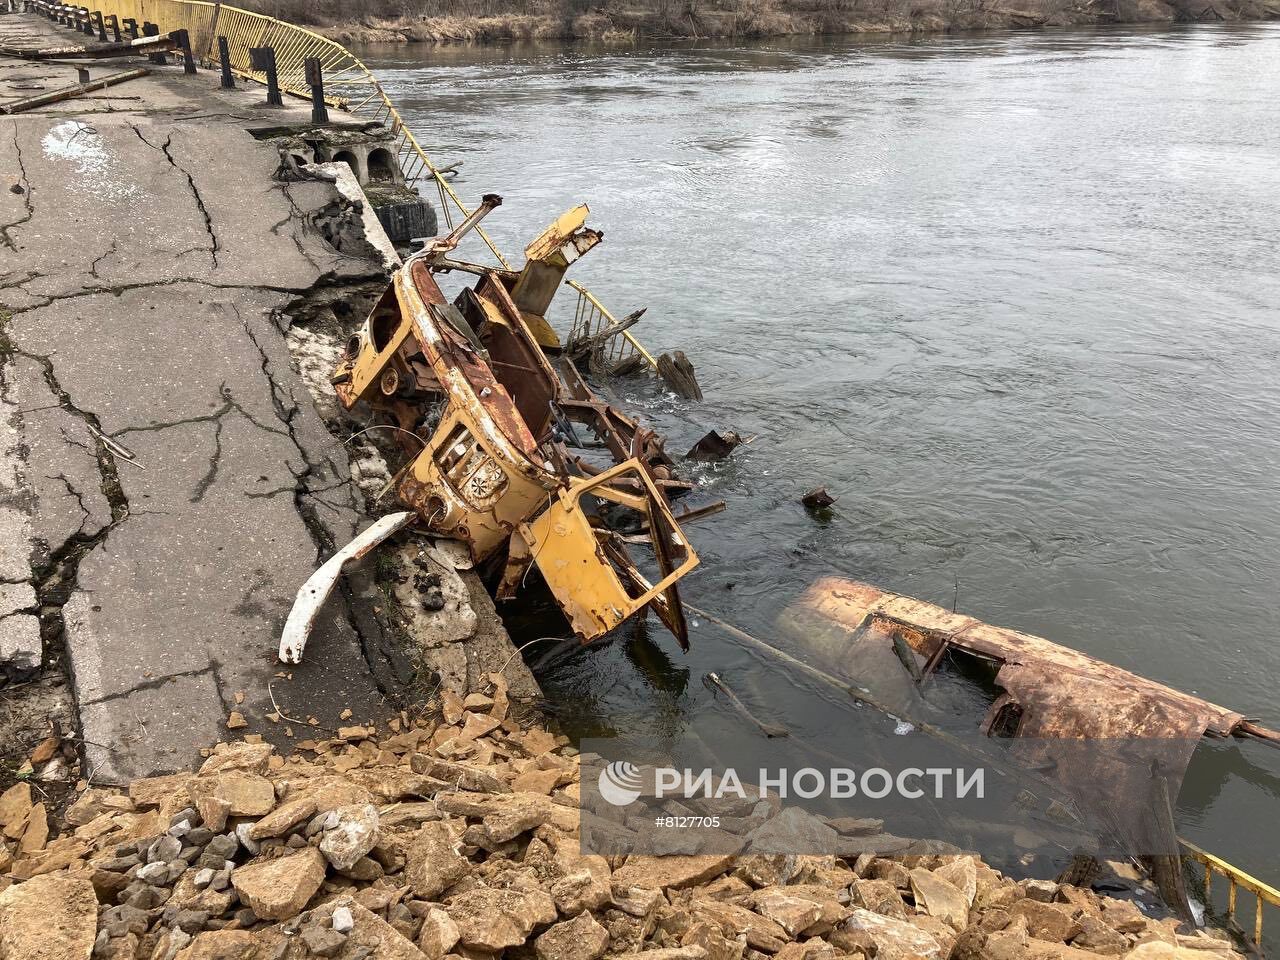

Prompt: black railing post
xmin=94 ymin=9 xmax=106 ymax=41
xmin=80 ymin=7 xmax=93 ymax=34
xmin=171 ymin=29 xmax=196 ymax=74
xmin=122 ymin=16 xmax=137 ymax=38
xmin=304 ymin=57 xmax=328 ymax=125
xmin=76 ymin=65 xmax=89 ymax=83
xmin=105 ymin=12 xmax=119 ymax=41
xmin=249 ymin=47 xmax=282 ymax=107
xmin=217 ymin=36 xmax=234 ymax=89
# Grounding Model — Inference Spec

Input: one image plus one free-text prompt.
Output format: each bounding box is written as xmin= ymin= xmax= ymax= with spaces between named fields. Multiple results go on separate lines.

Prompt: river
xmin=358 ymin=24 xmax=1280 ymax=890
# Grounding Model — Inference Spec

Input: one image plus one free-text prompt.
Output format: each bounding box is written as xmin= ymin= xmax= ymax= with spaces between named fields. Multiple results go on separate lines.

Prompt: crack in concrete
xmin=77 ymin=664 xmax=216 ymax=707
xmin=87 ymin=238 xmax=119 ymax=280
xmin=45 ymin=471 xmax=92 ymax=536
xmin=2 ymin=275 xmax=370 ymax=317
xmin=109 ymin=379 xmax=294 ymax=503
xmin=110 ymin=380 xmax=289 ymax=442
xmin=270 ymin=181 xmax=322 ymax=273
xmin=3 ymin=334 xmax=131 ymax=748
xmin=1 ymin=122 xmax=33 ymax=252
xmin=129 ymin=124 xmax=220 ymax=268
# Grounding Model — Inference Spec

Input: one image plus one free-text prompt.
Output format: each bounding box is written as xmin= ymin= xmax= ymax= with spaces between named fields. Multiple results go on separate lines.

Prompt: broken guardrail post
xmin=171 ymin=28 xmax=195 ymax=74
xmin=217 ymin=36 xmax=234 ymax=89
xmin=122 ymin=16 xmax=137 ymax=39
xmin=75 ymin=65 xmax=88 ymax=83
xmin=304 ymin=57 xmax=328 ymax=125
xmin=80 ymin=6 xmax=92 ymax=34
xmin=249 ymin=46 xmax=282 ymax=107
xmin=94 ymin=9 xmax=106 ymax=41
xmin=142 ymin=22 xmax=165 ymax=64
xmin=104 ymin=12 xmax=118 ymax=41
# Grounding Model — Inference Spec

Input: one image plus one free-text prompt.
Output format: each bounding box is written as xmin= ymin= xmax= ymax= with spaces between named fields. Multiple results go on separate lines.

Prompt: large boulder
xmin=188 ymin=771 xmax=275 ymax=818
xmin=1010 ymin=900 xmax=1082 ymax=943
xmin=909 ymin=867 xmax=969 ymax=930
xmin=551 ymin=867 xmax=611 ymax=916
xmin=446 ymin=887 xmax=557 ymax=951
xmin=417 ymin=906 xmax=460 ymax=960
xmin=611 ymin=855 xmax=733 ymax=891
xmin=231 ymin=846 xmax=326 ymax=921
xmin=288 ymin=899 xmax=427 ymax=960
xmin=534 ymin=910 xmax=611 ymax=960
xmin=247 ymin=797 xmax=316 ymax=841
xmin=0 ymin=874 xmax=98 ymax=960
xmin=173 ymin=929 xmax=262 ymax=960
xmin=838 ymin=908 xmax=944 ymax=960
xmin=750 ymin=889 xmax=824 ymax=938
xmin=405 ymin=821 xmax=468 ymax=899
xmin=689 ymin=899 xmax=789 ymax=953
xmin=319 ymin=804 xmax=380 ymax=871
xmin=744 ymin=808 xmax=837 ymax=854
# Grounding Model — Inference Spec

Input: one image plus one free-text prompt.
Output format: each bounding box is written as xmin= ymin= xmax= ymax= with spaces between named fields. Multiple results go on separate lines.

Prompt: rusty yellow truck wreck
xmin=280 ymin=197 xmax=698 ymax=664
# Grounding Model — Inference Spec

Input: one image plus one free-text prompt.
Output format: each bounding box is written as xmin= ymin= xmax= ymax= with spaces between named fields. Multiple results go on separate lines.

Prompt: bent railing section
xmin=566 ymin=279 xmax=657 ymax=374
xmin=1181 ymin=838 xmax=1280 ymax=953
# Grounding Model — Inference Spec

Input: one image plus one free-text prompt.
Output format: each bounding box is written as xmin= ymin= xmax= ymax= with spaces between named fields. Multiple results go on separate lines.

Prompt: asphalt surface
xmin=0 ymin=12 xmax=466 ymax=782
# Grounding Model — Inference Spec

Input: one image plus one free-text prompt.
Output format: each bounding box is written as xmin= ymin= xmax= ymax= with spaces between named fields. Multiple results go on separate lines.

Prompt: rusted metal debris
xmin=788 ymin=577 xmax=1280 ymax=747
xmin=783 ymin=577 xmax=1280 ymax=917
xmin=685 ymin=429 xmax=743 ymax=462
xmin=801 ymin=486 xmax=835 ymax=509
xmin=284 ymin=197 xmax=704 ymax=661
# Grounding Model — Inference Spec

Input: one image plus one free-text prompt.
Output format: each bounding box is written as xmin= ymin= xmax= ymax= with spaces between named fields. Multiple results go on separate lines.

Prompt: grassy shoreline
xmin=238 ymin=0 xmax=1279 ymax=45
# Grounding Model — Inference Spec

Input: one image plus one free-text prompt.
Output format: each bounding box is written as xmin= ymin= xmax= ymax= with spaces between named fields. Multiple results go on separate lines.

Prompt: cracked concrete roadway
xmin=0 ymin=14 xmax=416 ymax=781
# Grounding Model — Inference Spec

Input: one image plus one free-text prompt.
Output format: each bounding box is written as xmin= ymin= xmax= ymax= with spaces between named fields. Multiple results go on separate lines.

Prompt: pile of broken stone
xmin=0 ymin=673 xmax=1249 ymax=960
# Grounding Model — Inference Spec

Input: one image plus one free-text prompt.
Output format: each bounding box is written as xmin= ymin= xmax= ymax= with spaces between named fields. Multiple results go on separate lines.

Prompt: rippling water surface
xmin=359 ymin=26 xmax=1280 ymax=879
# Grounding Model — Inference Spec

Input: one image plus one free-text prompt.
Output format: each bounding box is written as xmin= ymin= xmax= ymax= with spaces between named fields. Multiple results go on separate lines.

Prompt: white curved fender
xmin=278 ymin=511 xmax=416 ymax=664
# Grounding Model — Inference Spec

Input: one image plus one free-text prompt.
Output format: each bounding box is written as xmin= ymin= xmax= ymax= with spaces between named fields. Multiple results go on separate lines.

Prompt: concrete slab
xmin=77 ymin=670 xmax=227 ymax=779
xmin=0 ymin=13 xmax=405 ymax=781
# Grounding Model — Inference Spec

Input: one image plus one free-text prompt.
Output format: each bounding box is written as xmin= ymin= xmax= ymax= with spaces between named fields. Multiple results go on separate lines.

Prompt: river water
xmin=358 ymin=25 xmax=1280 ymax=883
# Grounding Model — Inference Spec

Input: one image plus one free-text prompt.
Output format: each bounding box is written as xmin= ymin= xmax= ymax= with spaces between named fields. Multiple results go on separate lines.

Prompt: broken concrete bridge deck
xmin=0 ymin=12 xmax=536 ymax=785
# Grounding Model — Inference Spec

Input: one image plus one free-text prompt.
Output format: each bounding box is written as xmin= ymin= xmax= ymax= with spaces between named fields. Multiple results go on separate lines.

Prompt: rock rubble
xmin=0 ymin=673 xmax=1250 ymax=960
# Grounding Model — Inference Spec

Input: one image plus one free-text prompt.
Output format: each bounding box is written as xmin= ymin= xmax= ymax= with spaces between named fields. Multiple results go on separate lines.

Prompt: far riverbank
xmin=238 ymin=0 xmax=1279 ymax=45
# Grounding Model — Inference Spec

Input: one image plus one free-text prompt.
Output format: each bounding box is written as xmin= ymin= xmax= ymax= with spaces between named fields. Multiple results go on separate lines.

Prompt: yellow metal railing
xmin=1181 ymin=838 xmax=1280 ymax=953
xmin=566 ymin=279 xmax=657 ymax=374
